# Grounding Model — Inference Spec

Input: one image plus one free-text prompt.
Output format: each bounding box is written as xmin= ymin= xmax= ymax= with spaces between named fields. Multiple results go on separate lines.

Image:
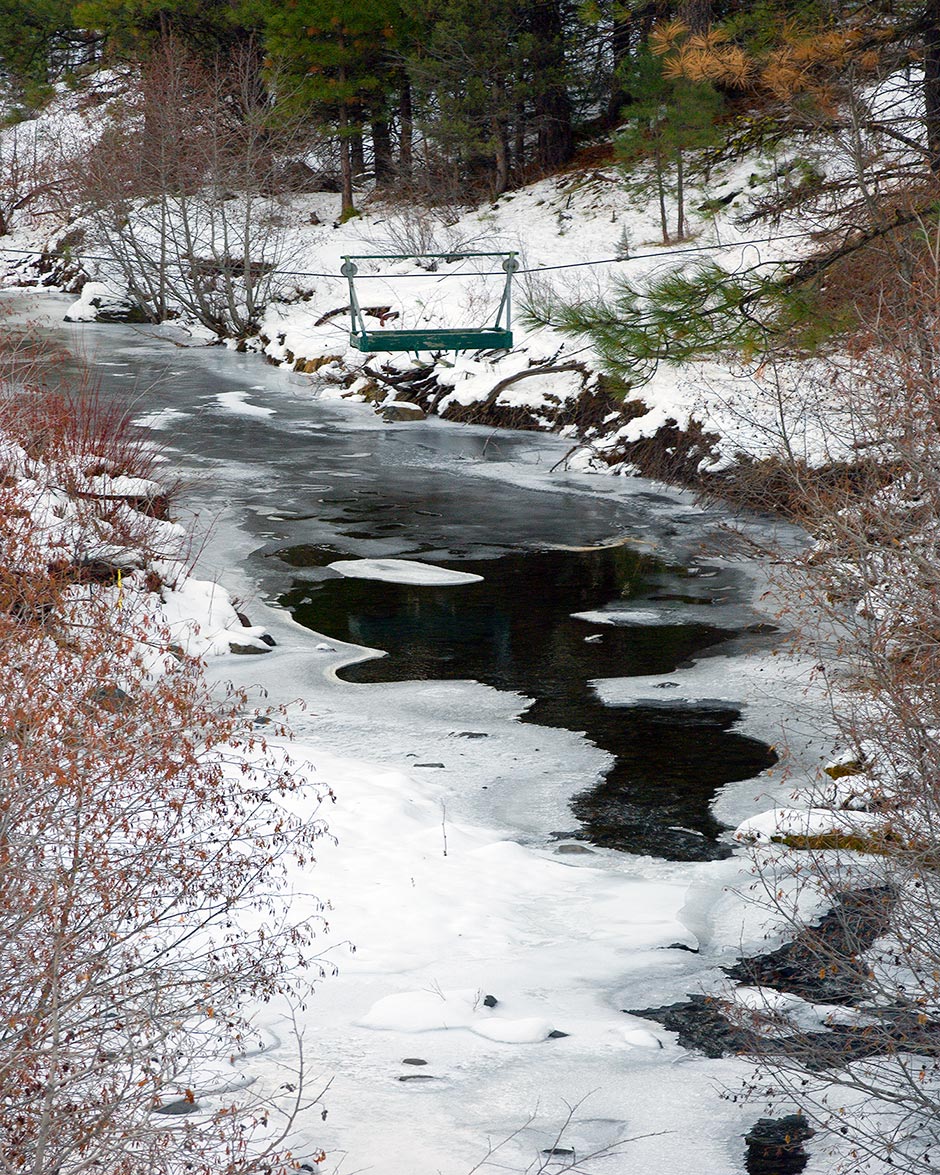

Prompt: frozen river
xmin=11 ymin=292 xmax=827 ymax=1175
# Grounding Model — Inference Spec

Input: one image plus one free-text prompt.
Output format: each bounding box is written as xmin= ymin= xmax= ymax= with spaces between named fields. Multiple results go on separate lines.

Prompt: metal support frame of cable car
xmin=340 ymin=252 xmax=519 ymax=354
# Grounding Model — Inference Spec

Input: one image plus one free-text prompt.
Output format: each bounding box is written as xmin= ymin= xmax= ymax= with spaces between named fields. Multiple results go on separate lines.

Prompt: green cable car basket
xmin=340 ymin=251 xmax=519 ymax=353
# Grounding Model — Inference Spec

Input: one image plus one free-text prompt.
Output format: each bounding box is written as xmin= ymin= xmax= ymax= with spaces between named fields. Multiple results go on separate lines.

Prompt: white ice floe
xmin=133 ymin=408 xmax=188 ymax=430
xmin=327 ymin=557 xmax=483 ymax=585
xmin=214 ymin=390 xmax=275 ymax=417
xmin=357 ymin=988 xmax=556 ymax=1043
xmin=574 ymin=608 xmax=665 ymax=625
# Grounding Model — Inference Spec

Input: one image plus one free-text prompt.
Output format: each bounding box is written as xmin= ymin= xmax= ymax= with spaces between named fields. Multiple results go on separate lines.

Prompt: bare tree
xmin=723 ymin=224 xmax=940 ymax=1174
xmin=0 ymin=373 xmax=330 ymax=1174
xmin=0 ymin=119 xmax=75 ymax=237
xmin=77 ymin=37 xmax=308 ymax=337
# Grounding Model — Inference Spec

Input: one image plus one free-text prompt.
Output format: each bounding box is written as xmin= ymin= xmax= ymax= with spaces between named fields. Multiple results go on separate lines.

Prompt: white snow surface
xmin=733 ymin=806 xmax=885 ymax=844
xmin=186 ymin=536 xmax=839 ymax=1175
xmin=0 ymin=415 xmax=274 ymax=659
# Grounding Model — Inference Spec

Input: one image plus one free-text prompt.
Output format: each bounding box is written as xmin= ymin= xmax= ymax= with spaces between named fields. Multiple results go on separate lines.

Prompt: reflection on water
xmin=279 ymin=543 xmax=776 ymax=861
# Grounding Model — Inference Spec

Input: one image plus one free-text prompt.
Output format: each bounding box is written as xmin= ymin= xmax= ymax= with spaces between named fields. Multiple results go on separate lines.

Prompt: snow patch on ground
xmin=357 ymin=988 xmax=556 ymax=1043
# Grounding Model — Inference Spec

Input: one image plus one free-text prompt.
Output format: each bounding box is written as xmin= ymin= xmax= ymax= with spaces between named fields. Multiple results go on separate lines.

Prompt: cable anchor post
xmin=341 ymin=258 xmax=365 ymax=340
xmin=494 ymin=254 xmax=519 ymax=333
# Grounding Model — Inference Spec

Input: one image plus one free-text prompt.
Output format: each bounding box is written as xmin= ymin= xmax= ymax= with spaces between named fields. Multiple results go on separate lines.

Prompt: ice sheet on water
xmin=133 ymin=408 xmax=188 ymax=430
xmin=590 ymin=651 xmax=835 ymax=829
xmin=327 ymin=557 xmax=484 ymax=585
xmin=573 ymin=608 xmax=666 ymax=625
xmin=357 ymin=988 xmax=555 ymax=1043
xmin=30 ymin=325 xmax=826 ymax=1174
xmin=214 ymin=390 xmax=275 ymax=417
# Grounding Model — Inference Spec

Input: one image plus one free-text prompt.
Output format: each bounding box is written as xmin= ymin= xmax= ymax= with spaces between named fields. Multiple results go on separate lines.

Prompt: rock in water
xmin=744 ymin=1115 xmax=814 ymax=1174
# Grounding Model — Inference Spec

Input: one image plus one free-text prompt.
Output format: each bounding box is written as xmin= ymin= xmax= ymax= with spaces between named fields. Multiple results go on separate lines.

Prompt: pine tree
xmin=407 ymin=0 xmax=523 ymax=194
xmin=0 ymin=0 xmax=85 ymax=106
xmin=264 ymin=0 xmax=408 ymax=217
xmin=616 ymin=43 xmax=723 ymax=243
xmin=72 ymin=0 xmax=255 ymax=60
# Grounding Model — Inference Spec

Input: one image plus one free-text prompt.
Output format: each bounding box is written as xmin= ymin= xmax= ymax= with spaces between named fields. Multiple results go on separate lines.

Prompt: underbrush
xmin=0 ymin=356 xmax=325 ymax=1175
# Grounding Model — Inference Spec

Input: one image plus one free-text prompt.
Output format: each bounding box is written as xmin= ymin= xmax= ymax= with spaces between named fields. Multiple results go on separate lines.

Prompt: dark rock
xmin=482 ymin=994 xmax=498 ymax=1008
xmin=665 ymin=941 xmax=699 ymax=953
xmin=398 ymin=1074 xmax=437 ymax=1082
xmin=76 ymin=295 xmax=150 ymax=324
xmin=260 ymin=633 xmax=277 ymax=647
xmin=547 ymin=1029 xmax=569 ymax=1039
xmin=153 ymin=1098 xmax=201 ymax=1116
xmin=745 ymin=1115 xmax=813 ymax=1174
xmin=454 ymin=731 xmax=488 ymax=738
xmin=542 ymin=1149 xmax=576 ymax=1157
xmin=725 ymin=888 xmax=894 ymax=1005
xmin=627 ymin=995 xmax=754 ymax=1059
xmin=89 ymin=684 xmax=134 ymax=712
xmin=229 ymin=642 xmax=272 ymax=655
xmin=413 ymin=762 xmax=445 ymax=768
xmin=382 ymin=401 xmax=427 ymax=422
xmin=402 ymin=1057 xmax=428 ymax=1065
xmin=769 ymin=1011 xmax=940 ymax=1072
xmin=75 ymin=559 xmax=125 ymax=585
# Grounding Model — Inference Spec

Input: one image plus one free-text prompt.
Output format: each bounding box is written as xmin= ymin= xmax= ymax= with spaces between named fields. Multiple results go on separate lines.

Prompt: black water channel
xmin=24 ymin=294 xmax=778 ymax=863
xmin=276 ymin=539 xmax=777 ymax=861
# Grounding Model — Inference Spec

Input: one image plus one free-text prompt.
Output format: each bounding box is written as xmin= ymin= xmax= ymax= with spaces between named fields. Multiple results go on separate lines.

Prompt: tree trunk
xmin=925 ymin=0 xmax=940 ymax=172
xmin=399 ymin=77 xmax=413 ymax=178
xmin=655 ymin=144 xmax=669 ymax=244
xmin=607 ymin=9 xmax=634 ymax=126
xmin=372 ymin=118 xmax=393 ymax=185
xmin=493 ymin=119 xmax=510 ymax=195
xmin=350 ymin=124 xmax=365 ymax=178
xmin=338 ymin=104 xmax=355 ymax=220
xmin=637 ymin=0 xmax=666 ymax=44
xmin=526 ymin=0 xmax=574 ymax=171
xmin=678 ymin=0 xmax=711 ymax=33
xmin=513 ymin=96 xmax=526 ymax=174
xmin=676 ymin=148 xmax=685 ymax=240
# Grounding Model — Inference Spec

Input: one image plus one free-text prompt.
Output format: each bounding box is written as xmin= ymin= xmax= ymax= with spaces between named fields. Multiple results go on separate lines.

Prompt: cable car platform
xmin=349 ymin=327 xmax=513 ymax=353
xmin=341 ymin=252 xmax=519 ymax=355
